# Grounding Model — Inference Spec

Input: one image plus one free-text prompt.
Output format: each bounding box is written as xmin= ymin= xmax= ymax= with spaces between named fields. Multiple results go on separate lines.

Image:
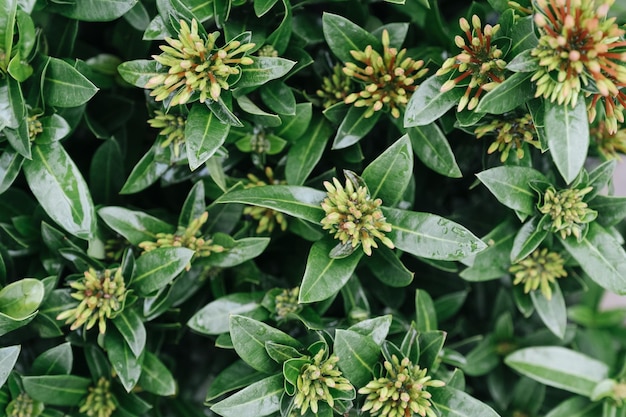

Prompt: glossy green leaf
xmin=0 ymin=0 xmax=16 ymax=69
xmin=120 ymin=145 xmax=170 ymax=194
xmin=531 ymin=284 xmax=566 ymax=339
xmin=559 ymin=223 xmax=626 ymax=294
xmin=0 ymin=278 xmax=44 ymax=336
xmin=408 ymin=123 xmax=462 ymax=178
xmin=299 ymin=238 xmax=364 ymax=303
xmin=132 ymin=247 xmax=194 ymax=295
xmin=89 ymin=139 xmax=125 ymax=205
xmin=545 ymin=397 xmax=602 ymax=417
xmin=36 ymin=114 xmax=71 ymax=143
xmin=48 ymin=0 xmax=138 ymax=21
xmin=23 ymin=142 xmax=96 ymax=239
xmin=275 ymin=102 xmax=312 ymax=141
xmin=322 ymin=13 xmax=380 ymax=63
xmin=510 ymin=216 xmax=549 ymax=262
xmin=43 ymin=57 xmax=98 ymax=108
xmin=229 ymin=315 xmax=301 ymax=373
xmin=236 ymin=95 xmax=281 ymax=127
xmin=265 ymin=342 xmax=302 ymax=364
xmin=98 ymin=206 xmax=175 ymax=246
xmin=418 ymin=330 xmax=446 ymax=371
xmin=206 ymin=360 xmax=266 ymax=403
xmin=185 ymin=103 xmax=230 ymax=171
xmin=4 ymin=123 xmax=30 ymax=160
xmin=476 ymin=166 xmax=547 ymax=215
xmin=475 ymin=72 xmax=534 ymax=114
xmin=415 ymin=290 xmax=437 ymax=332
xmin=432 ymin=386 xmax=500 ymax=417
xmin=0 ymin=76 xmax=25 ymax=130
xmin=404 ymin=74 xmax=464 ymax=127
xmin=587 ymin=159 xmax=616 ymax=199
xmin=460 ymin=221 xmax=516 ymax=281
xmin=334 ymin=329 xmax=379 ymax=387
xmin=204 ymin=236 xmax=270 ymax=268
xmin=22 ymin=375 xmax=91 ymax=406
xmin=510 ymin=15 xmax=538 ymax=55
xmin=237 ymin=57 xmax=295 ymax=89
xmin=383 ymin=208 xmax=486 ymax=260
xmin=362 ymin=135 xmax=413 ymax=206
xmin=188 ymin=292 xmax=265 ymax=335
xmin=105 ymin=327 xmax=142 ymax=392
xmin=545 ymin=97 xmax=589 ymax=184
xmin=0 ymin=147 xmax=24 ymax=194
xmin=593 ymin=195 xmax=626 ymax=227
xmin=0 ymin=345 xmax=20 ymax=388
xmin=366 ymin=245 xmax=414 ymax=287
xmin=216 ymin=185 xmax=326 ymax=224
xmin=285 ymin=114 xmax=332 ymax=185
xmin=138 ymin=351 xmax=176 ymax=396
xmin=331 ymin=106 xmax=380 ymax=150
xmin=117 ymin=59 xmax=160 ymax=88
xmin=211 ymin=374 xmax=283 ymax=417
xmin=463 ymin=335 xmax=499 ymax=376
xmin=348 ymin=315 xmax=392 ymax=345
xmin=505 ymin=346 xmax=609 ymax=396
xmin=259 ymin=80 xmax=295 ymax=115
xmin=31 ymin=342 xmax=72 ymax=376
xmin=113 ymin=309 xmax=146 ymax=358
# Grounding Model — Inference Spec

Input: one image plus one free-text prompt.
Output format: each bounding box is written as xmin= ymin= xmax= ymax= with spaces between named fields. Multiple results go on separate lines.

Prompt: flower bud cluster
xmin=138 ymin=212 xmax=224 ymax=265
xmin=343 ymin=30 xmax=428 ymax=119
xmin=359 ymin=355 xmax=445 ymax=417
xmin=257 ymin=44 xmax=278 ymax=57
xmin=79 ymin=378 xmax=116 ymax=417
xmin=27 ymin=115 xmax=43 ymax=141
xmin=437 ymin=15 xmax=507 ymax=111
xmin=274 ymin=287 xmax=301 ymax=320
xmin=145 ymin=19 xmax=255 ymax=106
xmin=321 ymin=174 xmax=394 ymax=256
xmin=530 ymin=0 xmax=626 ymax=116
xmin=316 ymin=64 xmax=354 ymax=109
xmin=293 ymin=349 xmax=353 ymax=414
xmin=56 ymin=267 xmax=126 ymax=334
xmin=243 ymin=167 xmax=288 ymax=234
xmin=474 ymin=113 xmax=541 ymax=161
xmin=591 ymin=121 xmax=626 ymax=160
xmin=509 ymin=247 xmax=567 ymax=300
xmin=147 ymin=110 xmax=187 ymax=158
xmin=6 ymin=392 xmax=44 ymax=417
xmin=538 ymin=186 xmax=597 ymax=240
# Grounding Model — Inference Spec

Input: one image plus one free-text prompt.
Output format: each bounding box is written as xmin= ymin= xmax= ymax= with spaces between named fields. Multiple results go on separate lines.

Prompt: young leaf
xmin=322 ymin=13 xmax=380 ymax=63
xmin=476 ymin=166 xmax=547 ymax=216
xmin=408 ymin=124 xmax=462 ymax=178
xmin=42 ymin=57 xmax=98 ymax=108
xmin=132 ymin=247 xmax=195 ymax=296
xmin=415 ymin=290 xmax=437 ymax=332
xmin=210 ymin=374 xmax=283 ymax=417
xmin=334 ymin=329 xmax=379 ymax=387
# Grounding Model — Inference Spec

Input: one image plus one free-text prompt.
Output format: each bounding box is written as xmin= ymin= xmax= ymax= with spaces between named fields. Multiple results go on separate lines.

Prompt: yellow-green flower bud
xmin=591 ymin=121 xmax=626 ymax=160
xmin=147 ymin=110 xmax=186 ymax=158
xmin=538 ymin=186 xmax=597 ymax=240
xmin=509 ymin=247 xmax=567 ymax=299
xmin=316 ymin=64 xmax=355 ymax=109
xmin=27 ymin=115 xmax=43 ymax=141
xmin=243 ymin=167 xmax=288 ymax=234
xmin=274 ymin=287 xmax=301 ymax=320
xmin=474 ymin=114 xmax=541 ymax=162
xmin=79 ymin=378 xmax=116 ymax=417
xmin=6 ymin=392 xmax=44 ymax=417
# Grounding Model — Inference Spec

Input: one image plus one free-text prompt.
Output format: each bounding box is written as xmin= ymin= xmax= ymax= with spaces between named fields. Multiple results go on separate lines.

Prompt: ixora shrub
xmin=2 ymin=0 xmax=626 ymax=416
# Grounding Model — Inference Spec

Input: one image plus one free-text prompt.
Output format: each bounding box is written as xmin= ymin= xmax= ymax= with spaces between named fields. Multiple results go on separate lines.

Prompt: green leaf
xmin=0 ymin=0 xmax=16 ymax=69
xmin=229 ymin=315 xmax=301 ymax=373
xmin=432 ymin=386 xmax=500 ymax=417
xmin=348 ymin=315 xmax=392 ymax=345
xmin=362 ymin=135 xmax=413 ymax=206
xmin=113 ymin=309 xmax=146 ymax=358
xmin=259 ymin=81 xmax=295 ymax=115
xmin=216 ymin=185 xmax=326 ymax=224
xmin=299 ymin=238 xmax=364 ymax=303
xmin=31 ymin=342 xmax=72 ymax=376
xmin=285 ymin=114 xmax=332 ymax=186
xmin=331 ymin=106 xmax=380 ymax=150
xmin=510 ymin=216 xmax=549 ymax=262
xmin=408 ymin=124 xmax=462 ymax=178
xmin=0 ymin=76 xmax=25 ymax=130
xmin=460 ymin=221 xmax=516 ymax=281
xmin=531 ymin=284 xmax=567 ymax=339
xmin=132 ymin=247 xmax=194 ymax=295
xmin=236 ymin=95 xmax=281 ymax=127
xmin=275 ymin=102 xmax=312 ymax=142
xmin=559 ymin=223 xmax=626 ymax=294
xmin=43 ymin=57 xmax=98 ymax=108
xmin=0 ymin=345 xmax=20 ymax=388
xmin=417 ymin=330 xmax=445 ymax=371
xmin=89 ymin=139 xmax=125 ymax=205
xmin=593 ymin=195 xmax=626 ymax=227
xmin=0 ymin=278 xmax=44 ymax=336
xmin=23 ymin=142 xmax=96 ymax=239
xmin=383 ymin=208 xmax=486 ymax=261
xmin=476 ymin=166 xmax=547 ymax=215
xmin=206 ymin=360 xmax=266 ymax=403
xmin=117 ymin=59 xmax=160 ymax=88
xmin=265 ymin=342 xmax=302 ymax=364
xmin=237 ymin=57 xmax=296 ymax=89
xmin=510 ymin=15 xmax=538 ymax=55
xmin=415 ymin=289 xmax=437 ymax=332
xmin=0 ymin=147 xmax=24 ymax=194
xmin=185 ymin=103 xmax=230 ymax=171
xmin=48 ymin=0 xmax=138 ymax=21
xmin=404 ymin=74 xmax=464 ymax=127
xmin=138 ymin=351 xmax=176 ymax=396
xmin=334 ymin=329 xmax=379 ymax=387
xmin=322 ymin=13 xmax=380 ymax=63
xmin=463 ymin=335 xmax=499 ymax=376
xmin=36 ymin=114 xmax=71 ymax=143
xmin=544 ymin=96 xmax=589 ymax=184
xmin=105 ymin=327 xmax=142 ymax=392
xmin=120 ymin=145 xmax=170 ymax=194
xmin=366 ymin=245 xmax=414 ymax=287
xmin=188 ymin=292 xmax=265 ymax=335
xmin=22 ymin=375 xmax=91 ymax=406
xmin=205 ymin=235 xmax=270 ymax=268
xmin=254 ymin=0 xmax=278 ymax=16
xmin=98 ymin=206 xmax=175 ymax=246
xmin=475 ymin=72 xmax=534 ymax=114
xmin=505 ymin=346 xmax=609 ymax=396
xmin=545 ymin=397 xmax=602 ymax=417
xmin=211 ymin=374 xmax=283 ymax=417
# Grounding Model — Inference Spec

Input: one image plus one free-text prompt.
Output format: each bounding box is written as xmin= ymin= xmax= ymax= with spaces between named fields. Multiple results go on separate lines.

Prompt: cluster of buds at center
xmin=591 ymin=120 xmax=626 ymax=160
xmin=359 ymin=355 xmax=445 ymax=417
xmin=343 ymin=30 xmax=428 ymax=118
xmin=145 ymin=19 xmax=255 ymax=106
xmin=474 ymin=113 xmax=541 ymax=161
xmin=538 ymin=185 xmax=597 ymax=240
xmin=274 ymin=287 xmax=301 ymax=320
xmin=138 ymin=212 xmax=224 ymax=267
xmin=27 ymin=114 xmax=43 ymax=141
xmin=56 ymin=267 xmax=126 ymax=334
xmin=321 ymin=171 xmax=394 ymax=256
xmin=316 ymin=64 xmax=354 ymax=109
xmin=437 ymin=15 xmax=507 ymax=111
xmin=293 ymin=350 xmax=353 ymax=414
xmin=147 ymin=110 xmax=187 ymax=158
xmin=243 ymin=167 xmax=288 ymax=234
xmin=6 ymin=392 xmax=44 ymax=417
xmin=509 ymin=247 xmax=567 ymax=300
xmin=79 ymin=378 xmax=116 ymax=417
xmin=530 ymin=0 xmax=626 ymax=118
